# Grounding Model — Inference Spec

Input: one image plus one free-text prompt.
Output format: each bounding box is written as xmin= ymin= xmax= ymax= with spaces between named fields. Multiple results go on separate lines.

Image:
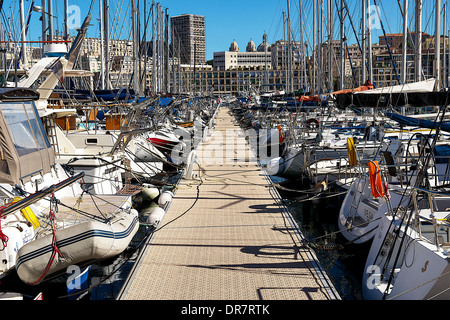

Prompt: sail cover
xmin=385 ymin=112 xmax=450 ymax=133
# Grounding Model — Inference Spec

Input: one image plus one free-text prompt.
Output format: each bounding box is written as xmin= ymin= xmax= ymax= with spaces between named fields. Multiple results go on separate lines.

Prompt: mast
xmin=48 ymin=0 xmax=53 ymax=42
xmin=361 ymin=0 xmax=366 ymax=84
xmin=299 ymin=0 xmax=305 ymax=91
xmin=41 ymin=0 xmax=46 ymax=42
xmin=132 ymin=0 xmax=140 ymax=95
xmin=415 ymin=0 xmax=423 ymax=82
xmin=104 ymin=0 xmax=110 ymax=90
xmin=64 ymin=0 xmax=69 ymax=41
xmin=328 ymin=0 xmax=333 ymax=91
xmin=319 ymin=0 xmax=324 ymax=94
xmin=287 ymin=0 xmax=292 ymax=93
xmin=312 ymin=0 xmax=316 ymax=94
xmin=152 ymin=0 xmax=156 ymax=94
xmin=444 ymin=3 xmax=447 ymax=88
xmin=19 ymin=0 xmax=27 ymax=67
xmin=367 ymin=0 xmax=373 ymax=84
xmin=435 ymin=0 xmax=441 ymax=90
xmin=99 ymin=0 xmax=105 ymax=89
xmin=402 ymin=0 xmax=408 ymax=84
xmin=340 ymin=0 xmax=345 ymax=90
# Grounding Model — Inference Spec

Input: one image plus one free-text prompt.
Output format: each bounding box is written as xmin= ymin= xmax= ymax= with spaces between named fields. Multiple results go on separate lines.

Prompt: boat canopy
xmin=0 ymin=99 xmax=55 ymax=184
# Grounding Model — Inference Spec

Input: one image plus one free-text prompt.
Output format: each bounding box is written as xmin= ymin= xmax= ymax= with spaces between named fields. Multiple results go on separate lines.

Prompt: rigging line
xmin=386 ymin=268 xmax=450 ymax=300
xmin=382 ymin=104 xmax=449 ymax=299
xmin=43 ymin=196 xmax=106 ymax=223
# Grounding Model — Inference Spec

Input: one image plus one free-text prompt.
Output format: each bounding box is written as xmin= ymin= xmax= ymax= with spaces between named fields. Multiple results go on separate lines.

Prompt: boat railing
xmin=412 ymin=187 xmax=450 ymax=251
xmin=0 ymin=172 xmax=85 ymax=219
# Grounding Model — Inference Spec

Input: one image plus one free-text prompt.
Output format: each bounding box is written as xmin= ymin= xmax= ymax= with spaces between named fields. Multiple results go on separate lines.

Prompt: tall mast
xmin=287 ymin=0 xmax=292 ymax=93
xmin=361 ymin=0 xmax=366 ymax=84
xmin=401 ymin=0 xmax=408 ymax=84
xmin=64 ymin=0 xmax=69 ymax=41
xmin=152 ymin=0 xmax=157 ymax=94
xmin=19 ymin=0 xmax=27 ymax=67
xmin=283 ymin=11 xmax=286 ymax=90
xmin=41 ymin=0 xmax=47 ymax=42
xmin=328 ymin=0 xmax=333 ymax=91
xmin=444 ymin=3 xmax=447 ymax=88
xmin=299 ymin=0 xmax=305 ymax=91
xmin=48 ymin=0 xmax=53 ymax=42
xmin=104 ymin=0 xmax=110 ymax=90
xmin=132 ymin=0 xmax=140 ymax=95
xmin=435 ymin=0 xmax=441 ymax=90
xmin=99 ymin=0 xmax=105 ymax=89
xmin=340 ymin=0 xmax=345 ymax=90
xmin=415 ymin=0 xmax=423 ymax=82
xmin=312 ymin=0 xmax=316 ymax=94
xmin=319 ymin=0 xmax=324 ymax=94
xmin=367 ymin=0 xmax=373 ymax=84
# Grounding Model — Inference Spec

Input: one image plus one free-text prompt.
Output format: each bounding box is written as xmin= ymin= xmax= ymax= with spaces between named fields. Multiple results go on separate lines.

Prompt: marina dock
xmin=118 ymin=106 xmax=339 ymax=300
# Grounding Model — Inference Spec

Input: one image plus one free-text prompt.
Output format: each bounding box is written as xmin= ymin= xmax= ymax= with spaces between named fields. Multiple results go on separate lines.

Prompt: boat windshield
xmin=2 ymin=102 xmax=51 ymax=156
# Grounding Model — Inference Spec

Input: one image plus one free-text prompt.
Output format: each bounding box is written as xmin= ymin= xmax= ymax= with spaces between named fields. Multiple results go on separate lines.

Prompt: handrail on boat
xmin=0 ymin=172 xmax=85 ymax=218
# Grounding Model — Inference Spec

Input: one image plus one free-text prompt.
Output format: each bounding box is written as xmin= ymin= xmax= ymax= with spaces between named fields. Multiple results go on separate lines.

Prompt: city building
xmin=170 ymin=14 xmax=206 ymax=66
xmin=213 ymin=39 xmax=271 ymax=71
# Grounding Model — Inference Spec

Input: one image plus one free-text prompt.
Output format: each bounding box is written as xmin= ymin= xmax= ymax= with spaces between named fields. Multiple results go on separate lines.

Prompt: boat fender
xmin=306 ymin=118 xmax=320 ymax=130
xmin=265 ymin=157 xmax=285 ymax=176
xmin=147 ymin=207 xmax=165 ymax=226
xmin=368 ymin=161 xmax=384 ymax=198
xmin=158 ymin=191 xmax=174 ymax=207
xmin=347 ymin=137 xmax=358 ymax=167
xmin=141 ymin=185 xmax=160 ymax=201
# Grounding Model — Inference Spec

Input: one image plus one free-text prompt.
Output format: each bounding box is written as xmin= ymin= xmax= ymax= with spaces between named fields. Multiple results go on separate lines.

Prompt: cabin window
xmin=86 ymin=138 xmax=98 ymax=145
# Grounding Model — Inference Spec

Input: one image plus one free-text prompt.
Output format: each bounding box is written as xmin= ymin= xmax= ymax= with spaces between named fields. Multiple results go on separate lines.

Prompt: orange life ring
xmin=277 ymin=125 xmax=284 ymax=143
xmin=306 ymin=118 xmax=320 ymax=129
xmin=368 ymin=161 xmax=384 ymax=198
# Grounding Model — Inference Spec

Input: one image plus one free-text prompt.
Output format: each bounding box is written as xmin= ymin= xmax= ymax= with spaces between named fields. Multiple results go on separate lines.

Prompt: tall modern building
xmin=171 ymin=14 xmax=205 ymax=65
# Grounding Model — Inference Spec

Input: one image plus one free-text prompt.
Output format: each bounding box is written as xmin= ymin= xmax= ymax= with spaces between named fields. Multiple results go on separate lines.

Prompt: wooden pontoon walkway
xmin=118 ymin=106 xmax=340 ymax=300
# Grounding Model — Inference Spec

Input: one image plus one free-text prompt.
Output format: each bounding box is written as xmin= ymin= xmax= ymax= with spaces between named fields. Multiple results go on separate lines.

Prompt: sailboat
xmin=0 ymin=86 xmax=139 ymax=285
xmin=362 ymin=186 xmax=450 ymax=300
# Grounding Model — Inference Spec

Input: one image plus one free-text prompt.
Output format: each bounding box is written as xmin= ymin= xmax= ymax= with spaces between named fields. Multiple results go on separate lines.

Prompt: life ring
xmin=347 ymin=137 xmax=358 ymax=167
xmin=277 ymin=125 xmax=284 ymax=143
xmin=306 ymin=118 xmax=320 ymax=129
xmin=368 ymin=160 xmax=384 ymax=198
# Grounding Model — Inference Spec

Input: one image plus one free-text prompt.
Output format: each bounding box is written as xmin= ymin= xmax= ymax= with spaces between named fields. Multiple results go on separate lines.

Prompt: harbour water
xmin=272 ymin=176 xmax=368 ymax=300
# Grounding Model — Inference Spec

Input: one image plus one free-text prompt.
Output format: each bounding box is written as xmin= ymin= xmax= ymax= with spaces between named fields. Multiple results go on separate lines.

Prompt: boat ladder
xmin=346 ymin=177 xmax=369 ymax=227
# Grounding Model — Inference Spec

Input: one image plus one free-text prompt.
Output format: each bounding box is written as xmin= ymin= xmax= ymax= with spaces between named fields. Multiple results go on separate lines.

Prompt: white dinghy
xmin=15 ymin=196 xmax=138 ymax=285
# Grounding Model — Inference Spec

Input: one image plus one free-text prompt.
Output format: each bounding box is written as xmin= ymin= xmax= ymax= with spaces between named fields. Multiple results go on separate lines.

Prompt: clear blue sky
xmin=2 ymin=0 xmax=449 ymax=60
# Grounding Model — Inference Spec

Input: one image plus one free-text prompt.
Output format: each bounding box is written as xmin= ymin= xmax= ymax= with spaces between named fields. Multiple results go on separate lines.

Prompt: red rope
xmin=0 ymin=219 xmax=8 ymax=251
xmin=27 ymin=198 xmax=63 ymax=285
xmin=0 ymin=206 xmax=7 ymax=251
